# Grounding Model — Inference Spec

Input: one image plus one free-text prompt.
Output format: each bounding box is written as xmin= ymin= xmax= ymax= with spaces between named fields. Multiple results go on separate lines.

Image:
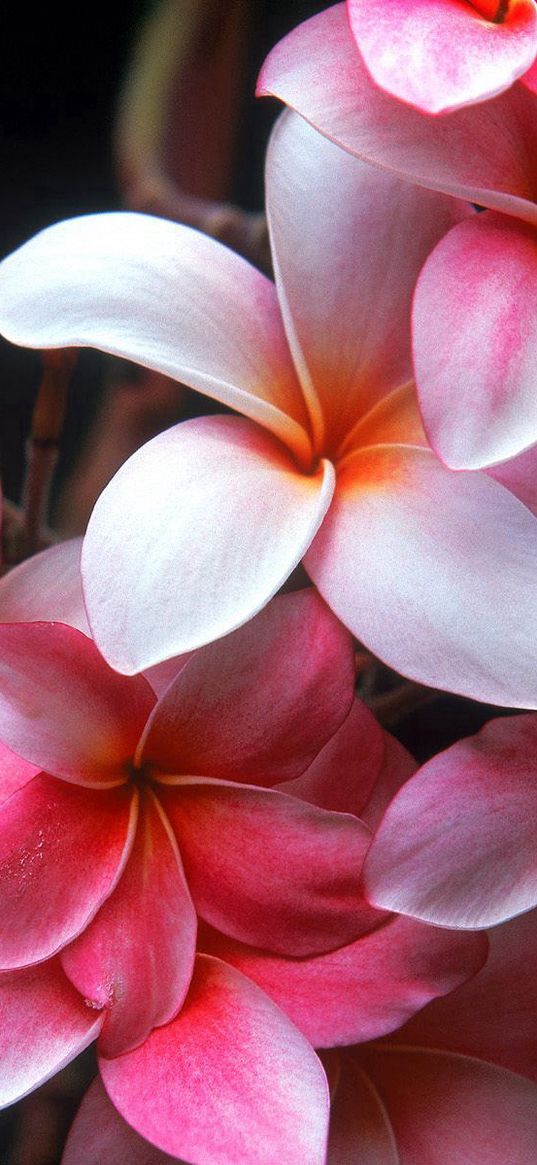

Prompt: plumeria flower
xmin=347 ymin=0 xmax=537 ymax=115
xmin=259 ymin=8 xmax=537 ymax=473
xmin=3 ymin=114 xmax=537 ymax=704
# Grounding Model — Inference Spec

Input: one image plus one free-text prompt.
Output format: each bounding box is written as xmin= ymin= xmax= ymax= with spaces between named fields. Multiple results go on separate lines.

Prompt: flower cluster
xmin=1 ymin=1 xmax=537 ymax=1161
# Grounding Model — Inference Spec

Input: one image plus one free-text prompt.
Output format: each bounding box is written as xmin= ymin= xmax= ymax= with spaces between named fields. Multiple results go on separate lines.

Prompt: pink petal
xmin=99 ymin=954 xmax=329 ymax=1165
xmin=82 ymin=415 xmax=335 ymax=673
xmin=360 ymin=1047 xmax=537 ymax=1164
xmin=61 ymin=790 xmax=196 ymax=1057
xmin=360 ymin=733 xmax=418 ymax=832
xmin=394 ymin=908 xmax=537 ymax=1082
xmin=0 ymin=211 xmax=312 ymax=463
xmin=488 ymin=440 xmax=537 ymax=514
xmin=348 ymin=0 xmax=537 ymax=114
xmin=414 ymin=212 xmax=537 ymax=469
xmin=158 ymin=778 xmax=381 ymax=954
xmin=0 ymin=622 xmax=154 ymax=785
xmin=363 ymin=713 xmax=537 ymax=928
xmin=0 ymin=740 xmax=40 ymax=805
xmin=324 ymin=1049 xmax=399 ymax=1165
xmin=141 ymin=589 xmax=354 ymax=785
xmin=200 ymin=914 xmax=487 ymax=1047
xmin=0 ymin=959 xmax=103 ymax=1109
xmin=305 ymin=444 xmax=537 ymax=706
xmin=62 ymin=1078 xmax=178 ymax=1165
xmin=258 ymin=5 xmax=537 ymax=223
xmin=266 ymin=109 xmax=470 ymax=455
xmin=0 ymin=539 xmax=89 ymax=631
xmin=0 ymin=774 xmax=136 ymax=968
xmin=279 ymin=697 xmax=387 ymax=815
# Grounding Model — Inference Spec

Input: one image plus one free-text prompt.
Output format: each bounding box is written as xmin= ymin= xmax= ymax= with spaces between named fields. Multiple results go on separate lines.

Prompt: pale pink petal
xmin=360 ymin=1047 xmax=537 ymax=1164
xmin=62 ymin=790 xmax=196 ymax=1057
xmin=363 ymin=713 xmax=537 ymax=928
xmin=0 ymin=211 xmax=312 ymax=462
xmin=0 ymin=775 xmax=136 ymax=968
xmin=266 ymin=109 xmax=470 ymax=454
xmin=82 ymin=415 xmax=335 ymax=673
xmin=348 ymin=0 xmax=537 ymax=114
xmin=279 ymin=698 xmax=387 ymax=814
xmin=158 ymin=778 xmax=380 ymax=954
xmin=0 ymin=539 xmax=89 ymax=631
xmin=258 ymin=5 xmax=537 ymax=223
xmin=142 ymin=652 xmax=193 ymax=698
xmin=0 ymin=622 xmax=154 ymax=785
xmin=99 ymin=954 xmax=329 ymax=1165
xmin=394 ymin=908 xmax=537 ymax=1082
xmin=0 ymin=960 xmax=103 ymax=1109
xmin=488 ymin=440 xmax=537 ymax=514
xmin=200 ymin=915 xmax=487 ymax=1047
xmin=414 ymin=212 xmax=537 ymax=468
xmin=141 ymin=589 xmax=354 ymax=785
xmin=0 ymin=740 xmax=40 ymax=805
xmin=324 ymin=1050 xmax=399 ymax=1165
xmin=62 ymin=1078 xmax=178 ymax=1165
xmin=305 ymin=444 xmax=537 ymax=706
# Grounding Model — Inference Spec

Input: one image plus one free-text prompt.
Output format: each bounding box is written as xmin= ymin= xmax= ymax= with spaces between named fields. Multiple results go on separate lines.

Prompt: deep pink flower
xmin=347 ymin=0 xmax=537 ymax=115
xmin=259 ymin=6 xmax=537 ymax=475
xmin=1 ymin=116 xmax=537 ymax=707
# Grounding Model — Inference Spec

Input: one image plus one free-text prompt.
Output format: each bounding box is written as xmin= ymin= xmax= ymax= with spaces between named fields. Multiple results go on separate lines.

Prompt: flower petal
xmin=258 ymin=4 xmax=537 ymax=223
xmin=414 ymin=212 xmax=537 ymax=468
xmin=0 ymin=960 xmax=103 ymax=1109
xmin=0 ymin=539 xmax=89 ymax=631
xmin=99 ymin=954 xmax=329 ymax=1165
xmin=200 ymin=915 xmax=487 ymax=1048
xmin=305 ymin=444 xmax=537 ymax=706
xmin=62 ymin=1078 xmax=178 ymax=1165
xmin=0 ymin=211 xmax=312 ymax=462
xmin=158 ymin=779 xmax=380 ymax=954
xmin=266 ymin=109 xmax=470 ymax=455
xmin=141 ymin=589 xmax=354 ymax=785
xmin=62 ymin=790 xmax=196 ymax=1057
xmin=0 ymin=622 xmax=154 ymax=784
xmin=347 ymin=0 xmax=537 ymax=115
xmin=0 ymin=775 xmax=136 ymax=968
xmin=363 ymin=713 xmax=537 ymax=928
xmin=325 ymin=1050 xmax=398 ymax=1165
xmin=0 ymin=740 xmax=40 ymax=805
xmin=82 ymin=415 xmax=335 ymax=673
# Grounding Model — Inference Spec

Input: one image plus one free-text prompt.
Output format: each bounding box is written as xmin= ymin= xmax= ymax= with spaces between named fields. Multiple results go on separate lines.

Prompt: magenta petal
xmin=200 ymin=914 xmax=486 ymax=1048
xmin=100 ymin=954 xmax=329 ymax=1165
xmin=0 ymin=539 xmax=89 ymax=631
xmin=258 ymin=5 xmax=537 ymax=223
xmin=141 ymin=589 xmax=354 ymax=785
xmin=0 ymin=740 xmax=40 ymax=805
xmin=0 ymin=959 xmax=103 ymax=1108
xmin=82 ymin=415 xmax=335 ymax=673
xmin=280 ymin=698 xmax=386 ymax=814
xmin=348 ymin=0 xmax=537 ymax=114
xmin=0 ymin=775 xmax=136 ymax=968
xmin=159 ymin=779 xmax=380 ymax=954
xmin=62 ymin=791 xmax=196 ymax=1056
xmin=414 ymin=213 xmax=537 ymax=468
xmin=363 ymin=713 xmax=537 ymax=928
xmin=62 ymin=1078 xmax=177 ymax=1165
xmin=0 ymin=622 xmax=154 ymax=785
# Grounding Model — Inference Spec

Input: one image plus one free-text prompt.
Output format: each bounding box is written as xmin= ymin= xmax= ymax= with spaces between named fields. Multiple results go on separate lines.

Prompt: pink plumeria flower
xmin=347 ymin=0 xmax=537 ymax=115
xmin=260 ymin=9 xmax=537 ymax=476
xmin=2 ymin=113 xmax=537 ymax=704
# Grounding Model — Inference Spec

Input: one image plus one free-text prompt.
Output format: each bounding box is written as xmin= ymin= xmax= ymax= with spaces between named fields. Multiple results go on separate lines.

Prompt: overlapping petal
xmin=305 ymin=444 xmax=537 ymax=706
xmin=0 ymin=960 xmax=103 ymax=1109
xmin=347 ymin=0 xmax=537 ymax=115
xmin=140 ymin=589 xmax=354 ymax=784
xmin=414 ymin=211 xmax=537 ymax=468
xmin=265 ymin=109 xmax=471 ymax=455
xmin=61 ymin=790 xmax=196 ymax=1057
xmin=99 ymin=955 xmax=330 ymax=1165
xmin=62 ymin=1078 xmax=178 ymax=1165
xmin=325 ymin=1050 xmax=398 ymax=1165
xmin=258 ymin=4 xmax=537 ymax=222
xmin=0 ymin=539 xmax=89 ymax=631
xmin=82 ymin=415 xmax=334 ymax=673
xmin=0 ymin=740 xmax=40 ymax=805
xmin=157 ymin=778 xmax=380 ymax=954
xmin=0 ymin=210 xmax=312 ymax=461
xmin=0 ymin=775 xmax=136 ymax=968
xmin=363 ymin=714 xmax=537 ymax=928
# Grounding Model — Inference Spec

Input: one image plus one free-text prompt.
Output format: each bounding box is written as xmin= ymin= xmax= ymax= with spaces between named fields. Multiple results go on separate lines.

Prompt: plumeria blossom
xmin=362 ymin=710 xmax=537 ymax=931
xmin=2 ymin=117 xmax=537 ymax=705
xmin=346 ymin=0 xmax=537 ymax=115
xmin=259 ymin=7 xmax=537 ymax=473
